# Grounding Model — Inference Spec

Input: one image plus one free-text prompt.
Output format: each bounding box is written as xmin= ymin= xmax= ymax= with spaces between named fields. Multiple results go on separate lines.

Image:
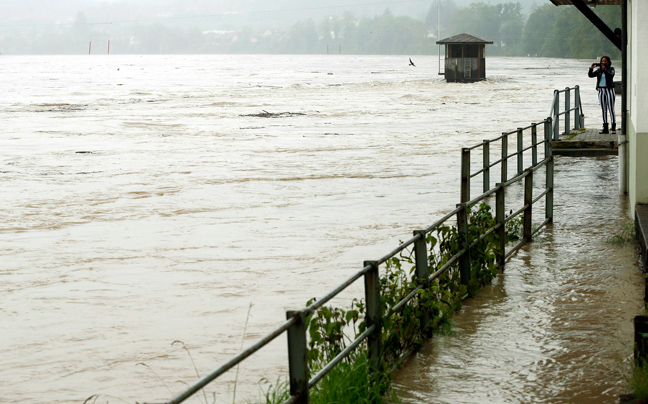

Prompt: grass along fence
xmin=145 ymin=113 xmax=559 ymax=404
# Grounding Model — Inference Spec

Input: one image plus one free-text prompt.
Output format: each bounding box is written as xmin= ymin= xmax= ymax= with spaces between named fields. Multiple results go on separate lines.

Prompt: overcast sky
xmin=0 ymin=0 xmax=539 ymax=29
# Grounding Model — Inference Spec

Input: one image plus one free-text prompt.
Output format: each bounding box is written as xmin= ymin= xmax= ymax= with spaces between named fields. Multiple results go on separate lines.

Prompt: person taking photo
xmin=588 ymin=55 xmax=616 ymax=134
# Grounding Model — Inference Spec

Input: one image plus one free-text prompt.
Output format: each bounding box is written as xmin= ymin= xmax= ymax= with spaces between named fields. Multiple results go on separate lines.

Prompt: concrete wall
xmin=628 ymin=0 xmax=648 ymax=215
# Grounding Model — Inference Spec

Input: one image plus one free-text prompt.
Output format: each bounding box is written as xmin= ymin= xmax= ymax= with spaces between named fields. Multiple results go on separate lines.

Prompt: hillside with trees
xmin=0 ymin=1 xmax=621 ymax=59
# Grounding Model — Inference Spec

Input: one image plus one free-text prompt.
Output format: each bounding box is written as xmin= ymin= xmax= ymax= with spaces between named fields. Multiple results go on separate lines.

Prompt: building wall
xmin=628 ymin=0 xmax=648 ymax=214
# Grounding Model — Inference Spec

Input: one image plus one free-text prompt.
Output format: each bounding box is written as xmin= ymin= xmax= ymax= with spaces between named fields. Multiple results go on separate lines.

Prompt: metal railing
xmin=148 ymin=121 xmax=557 ymax=404
xmin=461 ymin=118 xmax=553 ymax=202
xmin=549 ymin=85 xmax=584 ymax=140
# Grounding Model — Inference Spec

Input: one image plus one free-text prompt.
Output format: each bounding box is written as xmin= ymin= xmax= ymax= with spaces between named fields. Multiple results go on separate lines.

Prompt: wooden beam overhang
xmin=552 ymin=0 xmax=621 ymax=50
xmin=550 ymin=0 xmax=620 ymax=5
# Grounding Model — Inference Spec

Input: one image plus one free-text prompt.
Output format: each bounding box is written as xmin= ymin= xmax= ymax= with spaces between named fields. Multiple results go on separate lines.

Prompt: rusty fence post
xmin=546 ymin=156 xmax=554 ymax=224
xmin=501 ymin=133 xmax=508 ymax=183
xmin=461 ymin=148 xmax=470 ymax=203
xmin=575 ymin=85 xmax=582 ymax=129
xmin=553 ymin=90 xmax=560 ymax=140
xmin=483 ymin=140 xmax=490 ymax=193
xmin=364 ymin=261 xmax=382 ymax=378
xmin=565 ymin=86 xmax=571 ymax=135
xmin=531 ymin=123 xmax=538 ymax=167
xmin=456 ymin=204 xmax=471 ymax=286
xmin=286 ymin=310 xmax=309 ymax=404
xmin=413 ymin=230 xmax=431 ymax=336
xmin=524 ymin=169 xmax=533 ymax=241
xmin=496 ymin=183 xmax=506 ymax=269
xmin=517 ymin=127 xmax=524 ymax=175
xmin=544 ymin=118 xmax=553 ymax=157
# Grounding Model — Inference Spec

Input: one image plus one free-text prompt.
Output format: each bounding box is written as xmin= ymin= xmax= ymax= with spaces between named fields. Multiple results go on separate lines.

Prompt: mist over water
xmin=1 ymin=55 xmax=639 ymax=403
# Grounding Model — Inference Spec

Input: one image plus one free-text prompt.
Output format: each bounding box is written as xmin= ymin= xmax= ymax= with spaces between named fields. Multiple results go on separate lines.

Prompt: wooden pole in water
xmin=496 ymin=184 xmax=506 ymax=269
xmin=483 ymin=140 xmax=490 ymax=193
xmin=523 ymin=169 xmax=533 ymax=241
xmin=363 ymin=260 xmax=382 ymax=379
xmin=89 ymin=41 xmax=92 ymax=55
xmin=286 ymin=310 xmax=308 ymax=404
xmin=108 ymin=40 xmax=110 ymax=54
xmin=456 ymin=203 xmax=471 ymax=286
xmin=413 ymin=230 xmax=431 ymax=336
xmin=461 ymin=148 xmax=470 ymax=203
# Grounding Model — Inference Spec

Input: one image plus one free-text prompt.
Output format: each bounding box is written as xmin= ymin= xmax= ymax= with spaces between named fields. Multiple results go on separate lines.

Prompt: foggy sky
xmin=0 ymin=0 xmax=541 ymax=55
xmin=0 ymin=0 xmax=540 ymax=30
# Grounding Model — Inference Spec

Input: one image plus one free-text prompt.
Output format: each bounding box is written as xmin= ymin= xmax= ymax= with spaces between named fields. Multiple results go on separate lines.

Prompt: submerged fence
xmin=149 ymin=92 xmax=567 ymax=404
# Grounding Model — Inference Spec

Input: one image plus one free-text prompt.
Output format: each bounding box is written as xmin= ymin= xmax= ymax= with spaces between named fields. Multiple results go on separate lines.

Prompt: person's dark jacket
xmin=588 ymin=65 xmax=615 ymax=89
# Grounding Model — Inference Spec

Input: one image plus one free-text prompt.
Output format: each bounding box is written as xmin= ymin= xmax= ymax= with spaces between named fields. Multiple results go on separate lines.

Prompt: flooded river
xmin=0 ymin=55 xmax=642 ymax=403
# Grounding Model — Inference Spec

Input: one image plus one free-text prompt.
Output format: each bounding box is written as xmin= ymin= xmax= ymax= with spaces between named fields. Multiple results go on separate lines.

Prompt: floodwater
xmin=0 ymin=55 xmax=642 ymax=404
xmin=393 ymin=156 xmax=645 ymax=404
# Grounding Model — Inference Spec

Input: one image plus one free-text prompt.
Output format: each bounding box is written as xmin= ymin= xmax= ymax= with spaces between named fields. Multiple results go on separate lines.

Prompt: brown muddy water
xmin=394 ymin=155 xmax=645 ymax=404
xmin=1 ymin=55 xmax=643 ymax=403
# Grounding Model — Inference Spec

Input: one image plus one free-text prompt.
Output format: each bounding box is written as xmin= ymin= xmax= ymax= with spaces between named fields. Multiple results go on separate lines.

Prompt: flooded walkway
xmin=553 ymin=128 xmax=619 ymax=156
xmin=394 ymin=155 xmax=644 ymax=404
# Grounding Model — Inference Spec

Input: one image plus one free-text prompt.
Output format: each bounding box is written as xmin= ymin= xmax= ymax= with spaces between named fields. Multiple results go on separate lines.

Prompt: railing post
xmin=501 ymin=133 xmax=508 ymax=183
xmin=524 ymin=169 xmax=533 ymax=241
xmin=565 ymin=87 xmax=571 ymax=134
xmin=553 ymin=90 xmax=560 ymax=140
xmin=574 ymin=85 xmax=581 ymax=129
xmin=363 ymin=261 xmax=382 ymax=377
xmin=456 ymin=203 xmax=471 ymax=286
xmin=461 ymin=148 xmax=470 ymax=203
xmin=413 ymin=230 xmax=431 ymax=336
xmin=286 ymin=310 xmax=309 ymax=404
xmin=496 ymin=183 xmax=506 ymax=269
xmin=546 ymin=156 xmax=554 ymax=224
xmin=544 ymin=118 xmax=553 ymax=157
xmin=531 ymin=123 xmax=538 ymax=166
xmin=517 ymin=128 xmax=523 ymax=175
xmin=483 ymin=140 xmax=490 ymax=193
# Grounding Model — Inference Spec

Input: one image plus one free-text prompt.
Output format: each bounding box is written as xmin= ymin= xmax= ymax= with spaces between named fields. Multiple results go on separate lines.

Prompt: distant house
xmin=436 ymin=33 xmax=493 ymax=83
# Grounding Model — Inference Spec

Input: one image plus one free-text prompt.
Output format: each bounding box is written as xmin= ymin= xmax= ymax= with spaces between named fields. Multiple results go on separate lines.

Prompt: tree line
xmin=0 ymin=2 xmax=621 ymax=59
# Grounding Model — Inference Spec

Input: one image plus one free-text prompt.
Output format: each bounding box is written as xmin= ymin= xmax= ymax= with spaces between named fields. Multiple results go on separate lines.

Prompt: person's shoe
xmin=611 ymin=123 xmax=616 ymax=133
xmin=600 ymin=123 xmax=609 ymax=134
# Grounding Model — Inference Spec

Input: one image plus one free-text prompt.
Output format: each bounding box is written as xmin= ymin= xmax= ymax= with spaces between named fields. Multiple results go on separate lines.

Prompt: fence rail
xmin=461 ymin=118 xmax=552 ymax=202
xmin=149 ymin=92 xmax=564 ymax=404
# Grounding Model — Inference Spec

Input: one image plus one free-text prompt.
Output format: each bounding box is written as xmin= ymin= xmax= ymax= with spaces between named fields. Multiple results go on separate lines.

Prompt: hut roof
xmin=436 ymin=33 xmax=493 ymax=45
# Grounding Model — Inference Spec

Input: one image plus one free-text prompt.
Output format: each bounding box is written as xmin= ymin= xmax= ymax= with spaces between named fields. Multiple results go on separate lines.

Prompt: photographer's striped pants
xmin=598 ymin=87 xmax=616 ymax=125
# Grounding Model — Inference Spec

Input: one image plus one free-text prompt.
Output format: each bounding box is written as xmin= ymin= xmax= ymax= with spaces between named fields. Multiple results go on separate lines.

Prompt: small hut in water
xmin=436 ymin=33 xmax=493 ymax=82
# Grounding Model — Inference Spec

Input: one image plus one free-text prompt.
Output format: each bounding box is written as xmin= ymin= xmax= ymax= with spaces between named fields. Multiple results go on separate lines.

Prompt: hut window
xmin=464 ymin=45 xmax=479 ymax=58
xmin=450 ymin=45 xmax=462 ymax=58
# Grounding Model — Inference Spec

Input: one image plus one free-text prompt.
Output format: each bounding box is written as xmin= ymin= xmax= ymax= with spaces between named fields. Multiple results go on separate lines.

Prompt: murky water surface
xmin=0 ymin=55 xmax=642 ymax=403
xmin=394 ymin=156 xmax=644 ymax=404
